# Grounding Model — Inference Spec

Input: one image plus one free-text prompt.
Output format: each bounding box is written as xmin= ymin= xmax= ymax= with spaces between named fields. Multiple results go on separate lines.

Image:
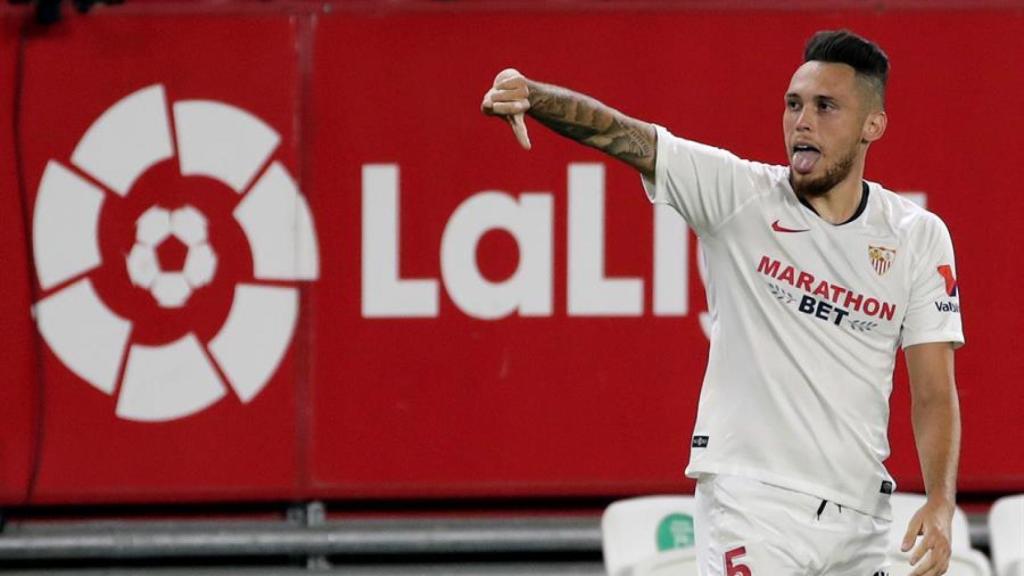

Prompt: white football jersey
xmin=643 ymin=126 xmax=964 ymax=519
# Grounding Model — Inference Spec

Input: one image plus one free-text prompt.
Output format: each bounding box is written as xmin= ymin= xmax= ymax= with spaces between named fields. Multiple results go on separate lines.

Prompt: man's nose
xmin=795 ymin=109 xmax=813 ymax=131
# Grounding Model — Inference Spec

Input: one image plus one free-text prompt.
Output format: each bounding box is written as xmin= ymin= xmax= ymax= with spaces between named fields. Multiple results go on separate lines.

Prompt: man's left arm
xmin=901 ymin=341 xmax=961 ymax=576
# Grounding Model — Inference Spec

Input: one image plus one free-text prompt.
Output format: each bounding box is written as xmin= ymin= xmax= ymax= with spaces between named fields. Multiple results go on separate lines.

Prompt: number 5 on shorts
xmin=725 ymin=547 xmax=752 ymax=576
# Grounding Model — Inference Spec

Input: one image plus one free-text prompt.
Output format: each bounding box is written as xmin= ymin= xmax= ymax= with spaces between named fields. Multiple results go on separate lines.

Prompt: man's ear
xmin=862 ymin=110 xmax=887 ymax=144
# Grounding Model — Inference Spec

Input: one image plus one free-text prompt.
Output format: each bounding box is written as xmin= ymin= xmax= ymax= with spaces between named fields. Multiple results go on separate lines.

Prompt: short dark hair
xmin=804 ymin=30 xmax=889 ymax=106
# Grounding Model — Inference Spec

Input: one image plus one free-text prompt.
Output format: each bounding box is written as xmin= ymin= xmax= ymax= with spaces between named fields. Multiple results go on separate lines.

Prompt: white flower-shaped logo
xmin=31 ymin=84 xmax=320 ymax=422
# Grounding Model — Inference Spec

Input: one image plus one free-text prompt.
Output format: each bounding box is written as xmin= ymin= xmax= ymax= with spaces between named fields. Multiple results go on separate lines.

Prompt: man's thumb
xmin=507 ymin=113 xmax=531 ymax=150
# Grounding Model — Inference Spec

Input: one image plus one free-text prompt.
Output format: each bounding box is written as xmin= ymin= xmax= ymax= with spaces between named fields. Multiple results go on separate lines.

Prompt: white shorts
xmin=695 ymin=474 xmax=891 ymax=576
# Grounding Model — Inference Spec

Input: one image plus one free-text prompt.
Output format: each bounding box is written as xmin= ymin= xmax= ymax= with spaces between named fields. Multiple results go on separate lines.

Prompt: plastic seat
xmin=885 ymin=548 xmax=992 ymax=576
xmin=989 ymin=494 xmax=1024 ymax=576
xmin=633 ymin=546 xmax=699 ymax=576
xmin=888 ymin=492 xmax=973 ymax=552
xmin=601 ymin=496 xmax=697 ymax=576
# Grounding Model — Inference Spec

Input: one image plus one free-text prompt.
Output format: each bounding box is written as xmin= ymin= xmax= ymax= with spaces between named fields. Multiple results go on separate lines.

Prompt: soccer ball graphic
xmin=31 ymin=84 xmax=319 ymax=422
xmin=127 ymin=206 xmax=219 ymax=308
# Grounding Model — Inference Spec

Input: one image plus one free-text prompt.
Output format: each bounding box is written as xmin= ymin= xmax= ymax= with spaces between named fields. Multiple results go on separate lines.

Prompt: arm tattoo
xmin=528 ymin=82 xmax=655 ymax=174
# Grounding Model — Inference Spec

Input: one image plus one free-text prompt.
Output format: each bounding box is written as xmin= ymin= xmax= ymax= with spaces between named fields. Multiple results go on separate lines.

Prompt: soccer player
xmin=481 ymin=30 xmax=963 ymax=576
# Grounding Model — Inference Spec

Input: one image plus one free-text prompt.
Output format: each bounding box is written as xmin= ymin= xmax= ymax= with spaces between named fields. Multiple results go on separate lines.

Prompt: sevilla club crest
xmin=868 ymin=245 xmax=896 ymax=276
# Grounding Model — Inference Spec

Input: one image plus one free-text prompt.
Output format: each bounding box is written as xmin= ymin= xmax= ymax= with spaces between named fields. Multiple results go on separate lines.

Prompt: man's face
xmin=783 ymin=61 xmax=879 ymax=197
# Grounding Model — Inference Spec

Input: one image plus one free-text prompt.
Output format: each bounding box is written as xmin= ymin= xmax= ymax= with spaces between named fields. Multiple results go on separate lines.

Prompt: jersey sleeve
xmin=900 ymin=212 xmax=965 ymax=349
xmin=641 ymin=124 xmax=770 ymax=237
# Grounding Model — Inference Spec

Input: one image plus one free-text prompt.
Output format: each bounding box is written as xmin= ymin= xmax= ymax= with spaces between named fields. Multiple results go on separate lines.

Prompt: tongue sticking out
xmin=792 ymin=150 xmax=820 ymax=174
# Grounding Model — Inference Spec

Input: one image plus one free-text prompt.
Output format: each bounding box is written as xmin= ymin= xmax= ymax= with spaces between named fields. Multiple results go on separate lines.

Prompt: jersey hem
xmin=685 ymin=463 xmax=893 ymax=521
xmin=900 ymin=332 xmax=965 ymax=350
xmin=640 ymin=124 xmax=669 ymax=207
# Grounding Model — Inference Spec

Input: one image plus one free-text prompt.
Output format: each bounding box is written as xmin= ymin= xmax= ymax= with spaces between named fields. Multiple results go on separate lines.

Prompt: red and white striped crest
xmin=868 ymin=245 xmax=896 ymax=276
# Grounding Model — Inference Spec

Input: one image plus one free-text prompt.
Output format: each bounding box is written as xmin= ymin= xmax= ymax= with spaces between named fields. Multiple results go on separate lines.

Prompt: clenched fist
xmin=481 ymin=68 xmax=532 ymax=150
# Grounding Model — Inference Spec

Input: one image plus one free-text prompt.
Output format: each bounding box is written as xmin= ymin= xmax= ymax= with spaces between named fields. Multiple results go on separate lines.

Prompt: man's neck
xmin=799 ymin=176 xmax=866 ymax=225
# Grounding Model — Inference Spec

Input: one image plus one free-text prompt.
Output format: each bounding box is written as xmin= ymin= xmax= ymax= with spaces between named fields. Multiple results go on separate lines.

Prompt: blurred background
xmin=0 ymin=0 xmax=1021 ymax=574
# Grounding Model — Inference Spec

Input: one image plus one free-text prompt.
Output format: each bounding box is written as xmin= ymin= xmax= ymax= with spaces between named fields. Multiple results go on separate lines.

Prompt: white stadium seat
xmin=601 ymin=496 xmax=697 ymax=576
xmin=885 ymin=493 xmax=991 ymax=576
xmin=885 ymin=549 xmax=992 ymax=576
xmin=888 ymin=492 xmax=974 ymax=552
xmin=632 ymin=546 xmax=699 ymax=576
xmin=989 ymin=494 xmax=1024 ymax=576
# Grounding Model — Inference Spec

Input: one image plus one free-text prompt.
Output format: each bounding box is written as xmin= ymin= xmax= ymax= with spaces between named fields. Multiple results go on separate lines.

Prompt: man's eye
xmin=819 ymin=102 xmax=835 ymax=111
xmin=787 ymin=101 xmax=801 ymax=110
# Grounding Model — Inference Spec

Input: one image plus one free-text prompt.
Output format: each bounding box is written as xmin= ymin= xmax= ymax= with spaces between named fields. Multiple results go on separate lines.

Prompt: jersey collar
xmin=796 ymin=181 xmax=870 ymax=227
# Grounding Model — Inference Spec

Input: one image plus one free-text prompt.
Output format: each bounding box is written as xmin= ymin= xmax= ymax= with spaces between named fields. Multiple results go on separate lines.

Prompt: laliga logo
xmin=31 ymin=84 xmax=319 ymax=422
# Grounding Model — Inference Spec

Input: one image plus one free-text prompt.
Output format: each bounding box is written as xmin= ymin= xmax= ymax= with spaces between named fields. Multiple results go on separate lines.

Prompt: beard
xmin=791 ymin=148 xmax=857 ymax=198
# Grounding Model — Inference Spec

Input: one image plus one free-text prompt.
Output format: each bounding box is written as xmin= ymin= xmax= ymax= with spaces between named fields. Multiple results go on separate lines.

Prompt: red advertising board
xmin=0 ymin=14 xmax=37 ymax=505
xmin=12 ymin=12 xmax=307 ymax=504
xmin=306 ymin=7 xmax=1024 ymax=498
xmin=0 ymin=3 xmax=1021 ymax=506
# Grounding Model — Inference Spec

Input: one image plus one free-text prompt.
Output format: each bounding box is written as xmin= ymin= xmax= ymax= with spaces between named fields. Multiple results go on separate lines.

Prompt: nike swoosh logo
xmin=771 ymin=219 xmax=810 ymax=233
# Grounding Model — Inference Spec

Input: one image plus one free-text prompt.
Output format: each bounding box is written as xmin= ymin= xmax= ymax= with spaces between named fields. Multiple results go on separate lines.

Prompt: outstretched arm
xmin=481 ymin=69 xmax=656 ymax=178
xmin=901 ymin=341 xmax=961 ymax=576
